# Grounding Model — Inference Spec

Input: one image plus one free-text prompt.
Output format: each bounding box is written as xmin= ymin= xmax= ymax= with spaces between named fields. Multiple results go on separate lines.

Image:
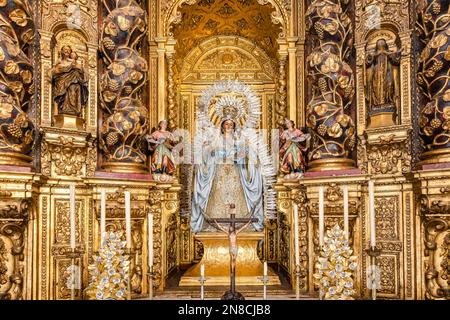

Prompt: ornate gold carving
xmin=423 ymin=217 xmax=449 ymax=300
xmin=179 ymin=36 xmax=275 ymax=82
xmin=0 ymin=198 xmax=30 ymax=300
xmin=0 ymin=0 xmax=35 ymax=166
xmin=99 ymin=0 xmax=149 ymax=172
xmin=291 ymin=187 xmax=309 ymax=290
xmin=167 ymin=0 xmax=287 ymax=57
xmin=167 ymin=54 xmax=176 ymax=130
xmin=55 ymin=200 xmax=83 ymax=245
xmin=375 ymin=196 xmax=399 ymax=241
xmin=165 ymin=212 xmax=178 ymax=274
xmin=276 ymin=54 xmax=287 ymax=127
xmin=375 ymin=255 xmax=398 ymax=296
xmin=417 ymin=0 xmax=450 ymax=164
xmin=305 ymin=0 xmax=356 ymax=171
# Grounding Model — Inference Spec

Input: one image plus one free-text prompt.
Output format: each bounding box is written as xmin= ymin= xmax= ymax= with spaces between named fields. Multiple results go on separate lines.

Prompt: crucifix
xmin=205 ymin=203 xmax=258 ymax=300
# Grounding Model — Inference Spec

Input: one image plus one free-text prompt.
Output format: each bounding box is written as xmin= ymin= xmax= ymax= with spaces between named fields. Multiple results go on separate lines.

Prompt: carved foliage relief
xmin=416 ymin=0 xmax=450 ymax=154
xmin=0 ymin=198 xmax=30 ymax=300
xmin=305 ymin=0 xmax=356 ymax=162
xmin=0 ymin=0 xmax=35 ymax=161
xmin=99 ymin=0 xmax=149 ymax=166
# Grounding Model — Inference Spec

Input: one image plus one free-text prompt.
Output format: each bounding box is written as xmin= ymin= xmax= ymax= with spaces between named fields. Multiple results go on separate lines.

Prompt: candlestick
xmin=69 ymin=184 xmax=76 ymax=250
xmin=125 ymin=191 xmax=131 ymax=249
xmin=343 ymin=185 xmax=349 ymax=239
xmin=293 ymin=203 xmax=300 ymax=266
xmin=148 ymin=213 xmax=154 ymax=269
xmin=200 ymin=264 xmax=205 ymax=277
xmin=263 ymin=261 xmax=267 ymax=277
xmin=100 ymin=189 xmax=106 ymax=244
xmin=368 ymin=181 xmax=376 ymax=248
xmin=318 ymin=187 xmax=324 ymax=247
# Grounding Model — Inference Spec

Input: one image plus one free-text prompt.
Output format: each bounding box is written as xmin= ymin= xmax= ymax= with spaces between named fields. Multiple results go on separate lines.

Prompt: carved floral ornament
xmin=99 ymin=0 xmax=149 ymax=171
xmin=0 ymin=0 xmax=35 ymax=164
xmin=416 ymin=0 xmax=450 ymax=161
xmin=305 ymin=0 xmax=356 ymax=169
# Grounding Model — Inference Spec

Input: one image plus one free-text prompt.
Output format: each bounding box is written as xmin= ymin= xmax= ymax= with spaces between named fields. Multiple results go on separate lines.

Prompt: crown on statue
xmin=215 ymin=95 xmax=245 ymax=123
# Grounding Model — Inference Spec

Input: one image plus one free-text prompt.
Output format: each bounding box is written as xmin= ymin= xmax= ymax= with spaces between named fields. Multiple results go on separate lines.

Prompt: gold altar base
xmin=179 ymin=232 xmax=281 ymax=286
xmin=101 ymin=161 xmax=148 ymax=174
xmin=54 ymin=114 xmax=84 ymax=130
xmin=0 ymin=152 xmax=32 ymax=167
xmin=418 ymin=148 xmax=450 ymax=166
xmin=367 ymin=111 xmax=396 ymax=128
xmin=307 ymin=158 xmax=355 ymax=172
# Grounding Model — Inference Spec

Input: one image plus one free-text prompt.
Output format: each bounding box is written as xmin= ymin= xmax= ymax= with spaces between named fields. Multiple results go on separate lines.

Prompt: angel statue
xmin=279 ymin=119 xmax=310 ymax=179
xmin=146 ymin=120 xmax=178 ymax=177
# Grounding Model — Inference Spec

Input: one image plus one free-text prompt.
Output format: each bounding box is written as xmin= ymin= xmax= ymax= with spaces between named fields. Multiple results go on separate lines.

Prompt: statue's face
xmin=61 ymin=46 xmax=72 ymax=59
xmin=376 ymin=39 xmax=388 ymax=52
xmin=159 ymin=121 xmax=168 ymax=130
xmin=286 ymin=120 xmax=293 ymax=129
xmin=223 ymin=120 xmax=234 ymax=132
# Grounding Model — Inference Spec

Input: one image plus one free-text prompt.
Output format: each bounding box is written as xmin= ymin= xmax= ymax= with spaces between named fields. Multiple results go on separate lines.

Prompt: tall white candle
xmin=263 ymin=261 xmax=267 ymax=276
xmin=148 ymin=213 xmax=154 ymax=270
xmin=293 ymin=203 xmax=300 ymax=267
xmin=318 ymin=187 xmax=324 ymax=247
xmin=343 ymin=185 xmax=349 ymax=239
xmin=368 ymin=181 xmax=376 ymax=248
xmin=125 ymin=191 xmax=132 ymax=249
xmin=69 ymin=184 xmax=76 ymax=250
xmin=200 ymin=264 xmax=205 ymax=277
xmin=100 ymin=189 xmax=106 ymax=244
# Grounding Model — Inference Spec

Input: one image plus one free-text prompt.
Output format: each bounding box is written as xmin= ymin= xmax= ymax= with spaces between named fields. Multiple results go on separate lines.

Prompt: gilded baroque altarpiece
xmin=0 ymin=0 xmax=448 ymax=300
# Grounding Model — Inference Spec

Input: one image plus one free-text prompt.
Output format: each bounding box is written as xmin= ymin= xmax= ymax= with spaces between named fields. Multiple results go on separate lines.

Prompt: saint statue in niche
xmin=146 ymin=119 xmax=177 ymax=176
xmin=365 ymin=38 xmax=401 ymax=115
xmin=191 ymin=117 xmax=264 ymax=233
xmin=51 ymin=45 xmax=88 ymax=117
xmin=279 ymin=119 xmax=310 ymax=178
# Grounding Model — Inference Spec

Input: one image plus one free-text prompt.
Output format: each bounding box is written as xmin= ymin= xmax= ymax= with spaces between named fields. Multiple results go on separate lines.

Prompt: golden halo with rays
xmin=197 ymin=80 xmax=261 ymax=130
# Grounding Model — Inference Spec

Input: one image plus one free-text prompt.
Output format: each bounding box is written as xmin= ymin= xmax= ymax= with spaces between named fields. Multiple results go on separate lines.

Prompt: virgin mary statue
xmin=190 ymin=93 xmax=267 ymax=233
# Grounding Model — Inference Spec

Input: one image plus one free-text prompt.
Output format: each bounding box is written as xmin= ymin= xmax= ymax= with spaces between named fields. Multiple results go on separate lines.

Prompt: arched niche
xmin=180 ymin=36 xmax=276 ymax=83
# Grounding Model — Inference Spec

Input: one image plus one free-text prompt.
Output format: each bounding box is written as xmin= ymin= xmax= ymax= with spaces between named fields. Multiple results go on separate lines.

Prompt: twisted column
xmin=0 ymin=0 xmax=35 ymax=167
xmin=417 ymin=0 xmax=450 ymax=165
xmin=99 ymin=0 xmax=149 ymax=173
xmin=305 ymin=0 xmax=356 ymax=171
xmin=276 ymin=53 xmax=288 ymax=128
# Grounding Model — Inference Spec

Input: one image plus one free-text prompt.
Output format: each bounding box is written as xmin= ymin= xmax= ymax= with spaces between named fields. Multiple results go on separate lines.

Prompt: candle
xmin=148 ymin=213 xmax=154 ymax=270
xmin=368 ymin=181 xmax=376 ymax=248
xmin=318 ymin=187 xmax=324 ymax=247
xmin=69 ymin=184 xmax=76 ymax=250
xmin=100 ymin=189 xmax=106 ymax=244
xmin=125 ymin=191 xmax=132 ymax=249
xmin=263 ymin=261 xmax=267 ymax=277
xmin=293 ymin=203 xmax=300 ymax=267
xmin=200 ymin=264 xmax=205 ymax=278
xmin=343 ymin=185 xmax=349 ymax=239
